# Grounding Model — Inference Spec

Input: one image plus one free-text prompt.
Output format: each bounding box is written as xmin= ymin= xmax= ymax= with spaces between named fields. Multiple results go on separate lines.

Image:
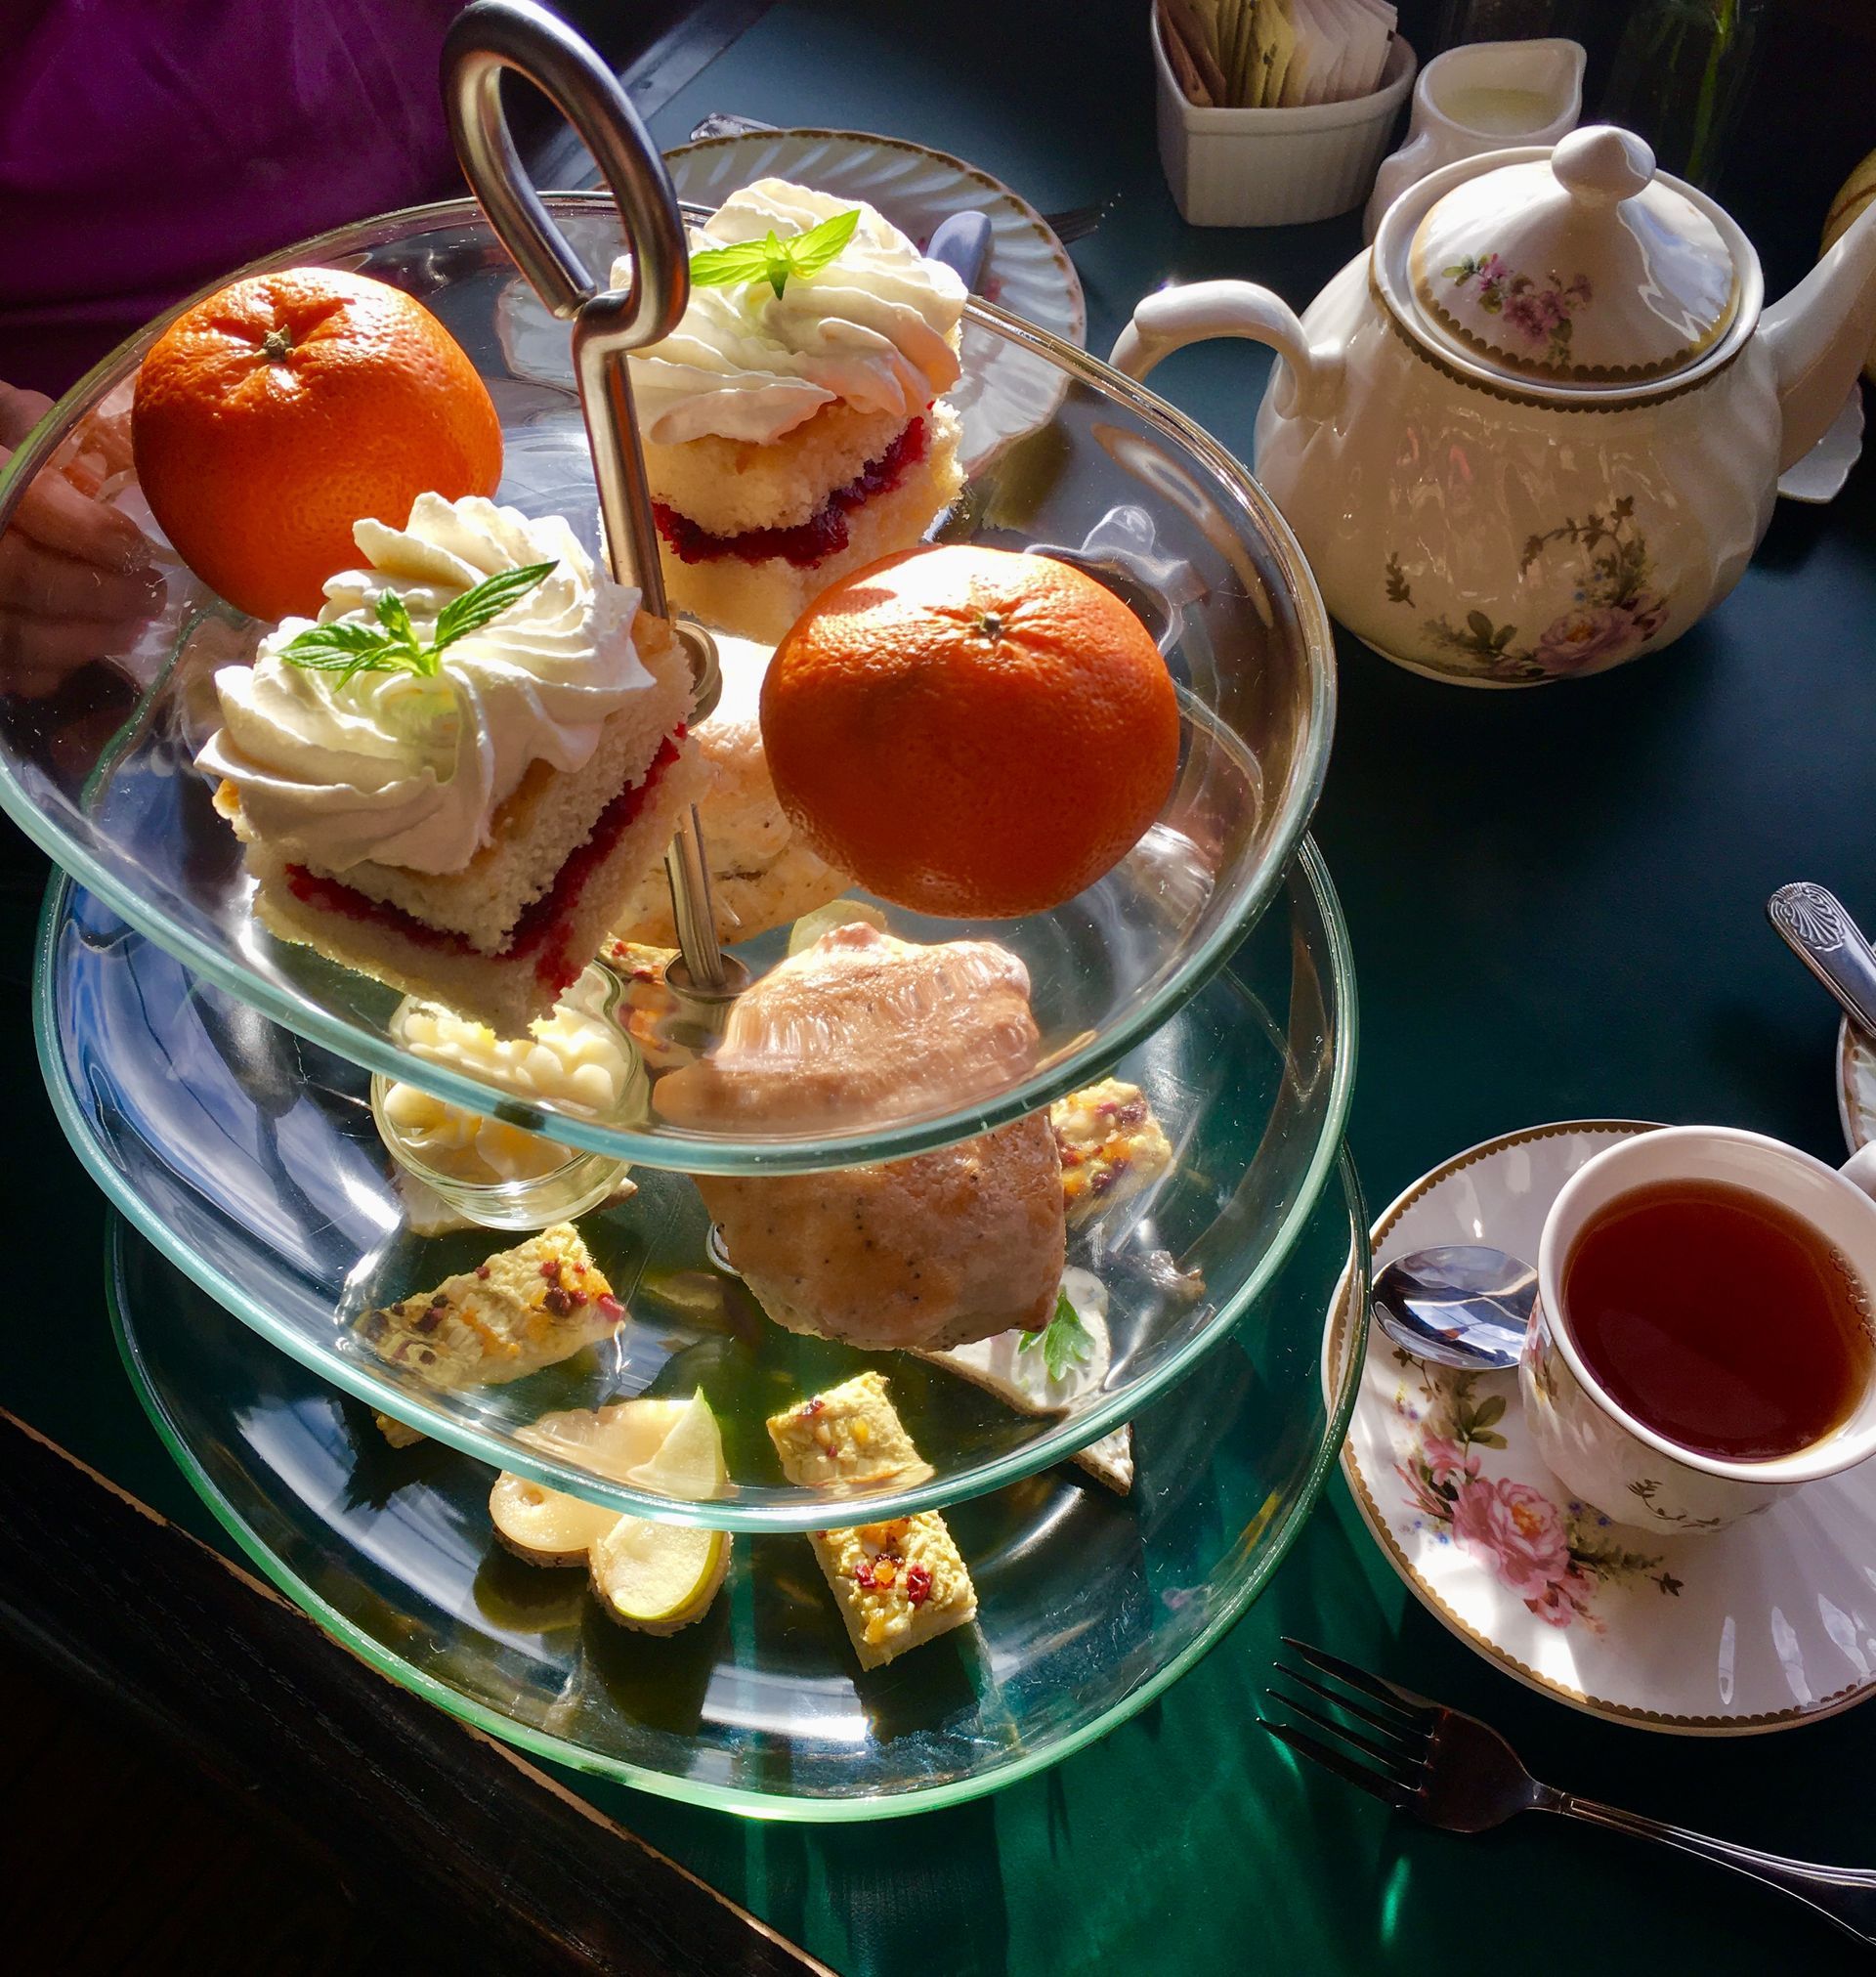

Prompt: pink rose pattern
xmin=1390 ymin=1361 xmax=1680 ymax=1632
xmin=1442 ymin=252 xmax=1593 ymax=368
xmin=1386 ymin=495 xmax=1667 ymax=684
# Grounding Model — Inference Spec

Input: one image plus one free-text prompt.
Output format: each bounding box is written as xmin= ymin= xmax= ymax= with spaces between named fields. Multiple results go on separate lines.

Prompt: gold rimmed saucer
xmin=1324 ymin=1120 xmax=1876 ymax=1736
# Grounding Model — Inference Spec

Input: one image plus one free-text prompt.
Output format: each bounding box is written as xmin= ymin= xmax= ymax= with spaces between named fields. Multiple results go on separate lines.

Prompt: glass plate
xmin=0 ymin=194 xmax=1334 ymax=1174
xmin=39 ymin=839 xmax=1355 ymax=1530
xmin=108 ymin=1148 xmax=1368 ymax=1819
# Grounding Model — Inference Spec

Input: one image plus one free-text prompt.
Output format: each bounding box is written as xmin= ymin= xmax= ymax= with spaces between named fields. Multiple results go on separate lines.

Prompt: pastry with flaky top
xmin=610 ymin=630 xmax=847 ymax=945
xmin=658 ymin=923 xmax=1065 ymax=1351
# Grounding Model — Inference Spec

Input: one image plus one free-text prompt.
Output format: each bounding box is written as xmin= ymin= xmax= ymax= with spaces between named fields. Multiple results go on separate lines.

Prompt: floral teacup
xmin=1522 ymin=1126 xmax=1876 ymax=1534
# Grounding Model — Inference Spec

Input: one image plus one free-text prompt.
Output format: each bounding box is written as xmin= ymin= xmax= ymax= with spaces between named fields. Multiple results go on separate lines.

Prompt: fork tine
xmin=1275 ymin=1664 xmax=1431 ymax=1749
xmin=1281 ymin=1638 xmax=1440 ymax=1722
xmin=1043 ymin=202 xmax=1106 ymax=244
xmin=1258 ymin=1716 xmax=1411 ymax=1811
xmin=1264 ymin=1688 xmax=1426 ymax=1785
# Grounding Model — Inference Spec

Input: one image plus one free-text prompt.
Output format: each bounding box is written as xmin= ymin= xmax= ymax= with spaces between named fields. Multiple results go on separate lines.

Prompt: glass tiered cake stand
xmin=2 ymin=7 xmax=1365 ymax=1817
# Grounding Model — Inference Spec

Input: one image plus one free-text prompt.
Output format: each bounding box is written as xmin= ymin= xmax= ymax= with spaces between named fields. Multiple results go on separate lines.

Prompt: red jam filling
xmin=654 ymin=415 xmax=930 ymax=570
xmin=283 ymin=733 xmax=682 ymax=996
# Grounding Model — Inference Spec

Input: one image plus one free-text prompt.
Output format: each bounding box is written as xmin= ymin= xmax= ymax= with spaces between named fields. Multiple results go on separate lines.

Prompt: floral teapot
xmin=1112 ymin=125 xmax=1876 ymax=685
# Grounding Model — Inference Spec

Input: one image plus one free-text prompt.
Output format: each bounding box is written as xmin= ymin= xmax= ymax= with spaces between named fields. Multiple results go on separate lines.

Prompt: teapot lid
xmin=1406 ymin=126 xmax=1739 ymax=385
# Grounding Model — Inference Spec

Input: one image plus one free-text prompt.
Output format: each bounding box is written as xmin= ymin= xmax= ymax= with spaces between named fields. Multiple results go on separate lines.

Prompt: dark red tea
xmin=1561 ymin=1180 xmax=1872 ymax=1463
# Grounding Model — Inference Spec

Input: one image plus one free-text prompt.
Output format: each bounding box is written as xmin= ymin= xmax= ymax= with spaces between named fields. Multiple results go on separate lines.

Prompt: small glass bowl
xmin=367 ymin=1075 xmax=632 ymax=1230
xmin=368 ymin=965 xmax=648 ymax=1231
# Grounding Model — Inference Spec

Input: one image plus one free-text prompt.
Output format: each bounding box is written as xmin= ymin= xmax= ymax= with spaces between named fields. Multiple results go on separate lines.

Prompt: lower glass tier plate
xmin=43 ymin=842 xmax=1355 ymax=1531
xmin=109 ymin=1153 xmax=1368 ymax=1820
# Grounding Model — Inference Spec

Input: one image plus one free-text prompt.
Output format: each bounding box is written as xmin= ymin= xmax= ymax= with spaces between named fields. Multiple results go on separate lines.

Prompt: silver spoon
xmin=1371 ymin=1245 xmax=1535 ymax=1371
xmin=1767 ymin=881 xmax=1876 ymax=1036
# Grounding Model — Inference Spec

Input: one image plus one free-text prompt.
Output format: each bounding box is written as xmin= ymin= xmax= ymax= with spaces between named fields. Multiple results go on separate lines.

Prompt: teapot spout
xmin=1764 ymin=194 xmax=1876 ymax=472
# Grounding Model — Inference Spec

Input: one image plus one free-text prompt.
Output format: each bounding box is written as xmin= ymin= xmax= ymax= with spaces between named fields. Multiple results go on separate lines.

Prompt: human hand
xmin=0 ymin=382 xmax=166 ymax=696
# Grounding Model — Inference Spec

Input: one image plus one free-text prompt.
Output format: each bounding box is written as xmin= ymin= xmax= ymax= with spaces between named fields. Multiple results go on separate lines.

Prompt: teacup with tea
xmin=1522 ymin=1126 xmax=1876 ymax=1533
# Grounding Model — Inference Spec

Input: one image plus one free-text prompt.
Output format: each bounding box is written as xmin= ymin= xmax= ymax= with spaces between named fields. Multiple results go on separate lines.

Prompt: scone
xmin=658 ymin=924 xmax=1065 ymax=1351
xmin=610 ymin=631 xmax=848 ymax=945
xmin=198 ymin=494 xmax=699 ymax=1034
xmin=623 ymin=179 xmax=967 ymax=642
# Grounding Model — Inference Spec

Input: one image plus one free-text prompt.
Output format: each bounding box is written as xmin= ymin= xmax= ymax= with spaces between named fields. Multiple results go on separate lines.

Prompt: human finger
xmin=0 ymin=384 xmax=53 ymax=451
xmin=0 ymin=528 xmax=165 ymax=622
xmin=0 ymin=608 xmax=156 ymax=693
xmin=4 ymin=458 xmax=153 ymax=570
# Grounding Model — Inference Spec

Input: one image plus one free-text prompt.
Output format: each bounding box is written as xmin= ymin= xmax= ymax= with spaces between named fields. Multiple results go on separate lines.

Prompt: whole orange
xmin=761 ymin=544 xmax=1181 ymax=919
xmin=132 ymin=268 xmax=502 ymax=621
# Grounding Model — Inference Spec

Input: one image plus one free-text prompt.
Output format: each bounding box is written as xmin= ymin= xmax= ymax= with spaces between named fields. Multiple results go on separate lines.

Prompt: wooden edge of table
xmin=0 ymin=1407 xmax=833 ymax=1977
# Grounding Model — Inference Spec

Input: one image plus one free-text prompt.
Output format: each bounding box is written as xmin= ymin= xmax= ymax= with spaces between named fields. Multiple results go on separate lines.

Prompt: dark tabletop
xmin=8 ymin=2 xmax=1876 ymax=1972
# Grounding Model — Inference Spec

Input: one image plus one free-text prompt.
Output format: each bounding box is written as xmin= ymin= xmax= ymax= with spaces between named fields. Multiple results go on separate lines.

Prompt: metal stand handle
xmin=443 ymin=0 xmax=730 ymax=992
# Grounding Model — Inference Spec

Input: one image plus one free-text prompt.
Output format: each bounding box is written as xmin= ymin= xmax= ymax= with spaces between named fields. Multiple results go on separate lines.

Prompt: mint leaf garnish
xmin=374 ymin=588 xmax=421 ymax=659
xmin=434 ymin=560 xmax=558 ymax=652
xmin=1018 ymin=1287 xmax=1094 ymax=1385
xmin=781 ymin=207 xmax=860 ymax=280
xmin=689 ymin=207 xmax=861 ymax=301
xmin=278 ymin=560 xmax=556 ymax=686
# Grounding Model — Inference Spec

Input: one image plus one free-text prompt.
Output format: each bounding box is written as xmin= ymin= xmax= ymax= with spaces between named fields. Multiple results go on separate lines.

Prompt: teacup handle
xmin=1842 ymin=1143 xmax=1876 ymax=1199
xmin=1109 ymin=280 xmax=1345 ymax=422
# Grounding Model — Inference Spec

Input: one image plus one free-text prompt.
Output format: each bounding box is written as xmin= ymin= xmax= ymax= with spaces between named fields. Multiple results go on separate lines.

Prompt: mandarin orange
xmin=132 ymin=268 xmax=502 ymax=621
xmin=761 ymin=544 xmax=1180 ymax=919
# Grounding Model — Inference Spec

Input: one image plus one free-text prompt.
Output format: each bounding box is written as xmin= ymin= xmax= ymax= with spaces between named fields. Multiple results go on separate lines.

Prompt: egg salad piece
xmin=765 ymin=1370 xmax=933 ymax=1492
xmin=356 ymin=1223 xmax=622 ymax=1395
xmin=1051 ymin=1078 xmax=1173 ymax=1227
xmin=767 ymin=1372 xmax=974 ymax=1670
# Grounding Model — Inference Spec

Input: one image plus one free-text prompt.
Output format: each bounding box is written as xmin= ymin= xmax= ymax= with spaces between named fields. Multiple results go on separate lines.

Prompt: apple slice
xmin=589 ymin=1516 xmax=730 ymax=1635
xmin=593 ymin=1393 xmax=732 ymax=1632
xmin=490 ymin=1397 xmax=689 ymax=1567
xmin=490 ymin=1474 xmax=624 ymax=1568
xmin=515 ymin=1397 xmax=689 ymax=1479
xmin=627 ymin=1389 xmax=728 ymax=1500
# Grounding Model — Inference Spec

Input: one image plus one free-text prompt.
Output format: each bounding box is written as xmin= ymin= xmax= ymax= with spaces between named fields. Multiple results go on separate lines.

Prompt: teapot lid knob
xmin=1401 ymin=117 xmax=1739 ymax=386
xmin=1552 ymin=125 xmax=1655 ymax=207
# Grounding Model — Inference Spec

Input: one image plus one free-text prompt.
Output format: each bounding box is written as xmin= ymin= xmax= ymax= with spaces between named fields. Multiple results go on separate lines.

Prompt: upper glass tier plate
xmin=40 ymin=838 xmax=1353 ymax=1531
xmin=0 ymin=196 xmax=1334 ymax=1174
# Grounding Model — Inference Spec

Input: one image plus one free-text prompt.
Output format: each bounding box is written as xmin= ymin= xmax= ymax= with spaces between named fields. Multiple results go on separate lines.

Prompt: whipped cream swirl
xmin=624 ymin=178 xmax=966 ymax=447
xmin=197 ymin=494 xmax=656 ymax=876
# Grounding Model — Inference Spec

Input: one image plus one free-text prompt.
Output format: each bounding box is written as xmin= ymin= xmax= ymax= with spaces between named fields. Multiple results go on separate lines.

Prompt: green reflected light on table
xmin=7 ymin=0 xmax=1876 ymax=1972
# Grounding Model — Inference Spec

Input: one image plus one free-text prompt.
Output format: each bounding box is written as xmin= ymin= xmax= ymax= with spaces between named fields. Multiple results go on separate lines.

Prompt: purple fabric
xmin=0 ymin=0 xmax=466 ymax=396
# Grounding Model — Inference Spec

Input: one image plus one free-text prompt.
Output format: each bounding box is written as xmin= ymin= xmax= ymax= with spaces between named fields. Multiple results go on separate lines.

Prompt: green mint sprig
xmin=278 ymin=561 xmax=557 ymax=688
xmin=688 ymin=207 xmax=861 ymax=301
xmin=1018 ymin=1287 xmax=1094 ymax=1385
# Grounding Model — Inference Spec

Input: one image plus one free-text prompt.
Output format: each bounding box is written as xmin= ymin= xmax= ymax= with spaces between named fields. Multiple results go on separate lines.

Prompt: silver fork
xmin=686 ymin=111 xmax=1110 ymax=240
xmin=1264 ymin=1638 xmax=1876 ymax=1950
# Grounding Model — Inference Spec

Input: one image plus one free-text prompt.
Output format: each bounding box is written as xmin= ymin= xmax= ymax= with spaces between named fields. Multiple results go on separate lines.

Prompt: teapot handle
xmin=1109 ymin=280 xmax=1344 ymax=422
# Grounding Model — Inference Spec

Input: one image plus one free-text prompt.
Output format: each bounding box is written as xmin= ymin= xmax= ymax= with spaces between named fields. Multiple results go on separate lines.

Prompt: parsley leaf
xmin=1018 ymin=1287 xmax=1094 ymax=1385
xmin=688 ymin=207 xmax=862 ymax=301
xmin=277 ymin=561 xmax=557 ymax=687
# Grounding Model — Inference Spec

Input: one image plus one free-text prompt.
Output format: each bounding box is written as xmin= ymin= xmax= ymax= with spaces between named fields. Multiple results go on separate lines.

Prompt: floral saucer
xmin=1836 ymin=1017 xmax=1875 ymax=1153
xmin=1326 ymin=1121 xmax=1876 ymax=1734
